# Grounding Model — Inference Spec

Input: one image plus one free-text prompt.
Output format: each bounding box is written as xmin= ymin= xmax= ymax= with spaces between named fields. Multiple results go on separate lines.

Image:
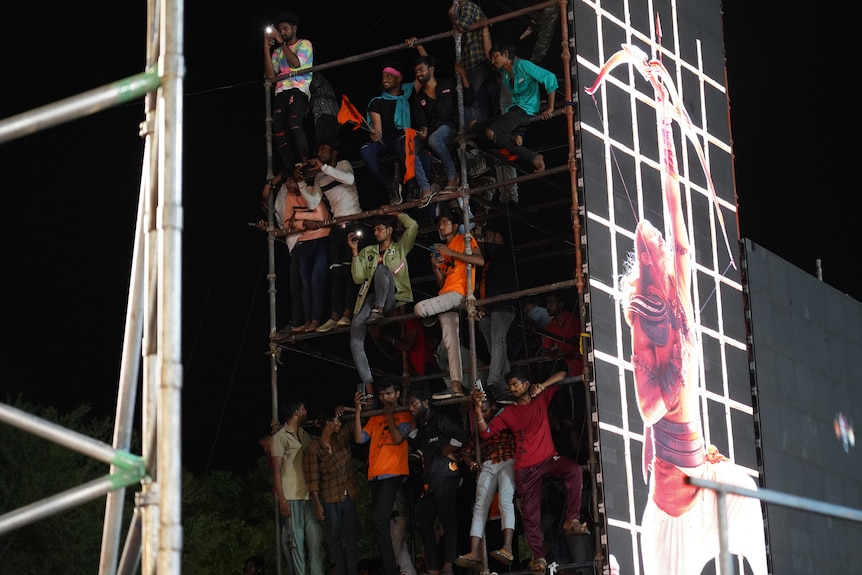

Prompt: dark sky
xmin=0 ymin=1 xmax=857 ymax=475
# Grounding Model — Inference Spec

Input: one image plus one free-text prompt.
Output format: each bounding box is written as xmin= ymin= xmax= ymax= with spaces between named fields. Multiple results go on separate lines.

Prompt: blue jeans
xmin=360 ymin=135 xmax=406 ymax=188
xmin=295 ymin=236 xmax=330 ymax=324
xmin=323 ymin=498 xmax=360 ymax=575
xmin=349 ymin=266 xmax=398 ymax=385
xmin=412 ymin=138 xmax=434 ymax=191
xmin=428 ymin=124 xmax=458 ymax=182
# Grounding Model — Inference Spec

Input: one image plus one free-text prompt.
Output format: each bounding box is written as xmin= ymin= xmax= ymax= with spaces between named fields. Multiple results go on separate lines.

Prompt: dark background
xmin=0 ymin=1 xmax=857 ymax=475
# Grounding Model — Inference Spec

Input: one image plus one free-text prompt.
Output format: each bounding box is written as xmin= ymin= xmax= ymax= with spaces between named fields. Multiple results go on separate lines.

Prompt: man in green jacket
xmin=349 ymin=212 xmax=418 ymax=397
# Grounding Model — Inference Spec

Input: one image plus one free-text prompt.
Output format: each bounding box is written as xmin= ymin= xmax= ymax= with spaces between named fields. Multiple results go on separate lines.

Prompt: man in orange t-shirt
xmin=414 ymin=207 xmax=483 ymax=399
xmin=353 ymin=375 xmax=414 ymax=575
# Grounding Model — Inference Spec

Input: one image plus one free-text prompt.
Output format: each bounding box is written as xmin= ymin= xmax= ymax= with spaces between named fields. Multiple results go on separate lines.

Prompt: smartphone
xmin=265 ymin=25 xmax=274 ymax=33
xmin=475 ymin=380 xmax=484 ymax=393
xmin=356 ymin=383 xmax=373 ymax=403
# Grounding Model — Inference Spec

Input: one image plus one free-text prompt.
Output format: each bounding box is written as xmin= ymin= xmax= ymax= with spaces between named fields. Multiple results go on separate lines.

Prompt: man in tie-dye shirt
xmin=264 ymin=11 xmax=313 ymax=176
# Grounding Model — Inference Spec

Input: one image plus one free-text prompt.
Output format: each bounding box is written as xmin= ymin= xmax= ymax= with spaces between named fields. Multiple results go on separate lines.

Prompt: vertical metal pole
xmin=141 ymin=3 xmax=162 ymax=573
xmin=263 ymin=67 xmax=284 ymax=575
xmin=157 ymin=0 xmax=185 ymax=572
xmin=716 ymin=490 xmax=733 ymax=575
xmin=100 ymin=3 xmax=160 ymax=560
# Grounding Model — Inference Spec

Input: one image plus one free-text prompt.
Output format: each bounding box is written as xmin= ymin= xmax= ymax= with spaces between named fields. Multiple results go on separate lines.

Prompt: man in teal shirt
xmin=474 ymin=41 xmax=558 ymax=172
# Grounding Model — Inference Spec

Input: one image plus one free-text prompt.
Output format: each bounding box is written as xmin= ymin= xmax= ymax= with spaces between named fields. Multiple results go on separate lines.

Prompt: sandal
xmin=529 ymin=557 xmax=547 ymax=572
xmin=490 ymin=549 xmax=513 ymax=565
xmin=454 ymin=553 xmax=481 ymax=569
xmin=419 ymin=188 xmax=438 ymax=208
xmin=367 ymin=308 xmax=384 ymax=324
xmin=562 ymin=518 xmax=591 ymax=536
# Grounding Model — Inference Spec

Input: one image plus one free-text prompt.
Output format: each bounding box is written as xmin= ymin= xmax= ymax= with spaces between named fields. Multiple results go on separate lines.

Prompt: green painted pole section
xmin=109 ymin=451 xmax=149 ymax=488
xmin=0 ymin=69 xmax=160 ymax=145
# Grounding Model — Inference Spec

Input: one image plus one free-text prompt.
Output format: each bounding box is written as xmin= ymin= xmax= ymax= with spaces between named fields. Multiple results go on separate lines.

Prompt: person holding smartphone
xmin=348 ymin=212 xmax=418 ymax=398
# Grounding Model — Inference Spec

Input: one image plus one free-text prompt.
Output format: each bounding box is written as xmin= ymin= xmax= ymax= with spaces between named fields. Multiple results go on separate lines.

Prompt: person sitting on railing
xmin=359 ymin=61 xmax=416 ymax=207
xmin=407 ymin=40 xmax=474 ymax=207
xmin=471 ymin=41 xmax=557 ymax=173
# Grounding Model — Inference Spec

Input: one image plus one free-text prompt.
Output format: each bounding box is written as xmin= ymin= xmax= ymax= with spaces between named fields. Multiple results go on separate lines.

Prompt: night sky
xmin=0 ymin=1 xmax=856 ymax=475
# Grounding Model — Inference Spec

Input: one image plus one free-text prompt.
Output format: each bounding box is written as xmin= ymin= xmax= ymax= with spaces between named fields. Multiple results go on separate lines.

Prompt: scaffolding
xmin=0 ymin=1 xmax=182 ymax=574
xmin=0 ymin=0 xmax=608 ymax=573
xmin=260 ymin=1 xmax=605 ymax=573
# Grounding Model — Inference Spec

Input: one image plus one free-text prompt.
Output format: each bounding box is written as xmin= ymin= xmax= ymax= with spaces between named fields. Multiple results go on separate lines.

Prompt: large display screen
xmin=574 ymin=2 xmax=767 ymax=573
xmin=742 ymin=239 xmax=862 ymax=575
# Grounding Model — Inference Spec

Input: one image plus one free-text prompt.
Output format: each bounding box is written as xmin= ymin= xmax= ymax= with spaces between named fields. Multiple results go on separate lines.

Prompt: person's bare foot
xmin=533 ymin=154 xmax=545 ymax=172
xmin=305 ymin=320 xmax=319 ymax=332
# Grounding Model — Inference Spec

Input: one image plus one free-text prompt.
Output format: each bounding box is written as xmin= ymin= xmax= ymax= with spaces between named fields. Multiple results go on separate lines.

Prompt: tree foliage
xmin=0 ymin=400 xmax=385 ymax=574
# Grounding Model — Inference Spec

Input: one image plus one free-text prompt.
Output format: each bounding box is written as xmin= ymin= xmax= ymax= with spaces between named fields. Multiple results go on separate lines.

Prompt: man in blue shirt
xmin=474 ymin=41 xmax=558 ymax=172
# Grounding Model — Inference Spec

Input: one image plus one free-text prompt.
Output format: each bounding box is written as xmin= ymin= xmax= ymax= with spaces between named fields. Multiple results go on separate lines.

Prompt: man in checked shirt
xmin=304 ymin=405 xmax=361 ymax=575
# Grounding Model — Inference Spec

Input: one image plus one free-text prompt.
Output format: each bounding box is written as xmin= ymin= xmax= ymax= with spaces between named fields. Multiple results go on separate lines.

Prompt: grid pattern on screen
xmin=573 ymin=1 xmax=759 ymax=572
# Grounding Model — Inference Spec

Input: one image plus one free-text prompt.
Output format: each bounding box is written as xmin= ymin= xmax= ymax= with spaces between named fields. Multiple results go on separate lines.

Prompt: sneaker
xmin=315 ymin=318 xmax=339 ymax=333
xmin=336 ymin=316 xmax=352 ymax=327
xmin=367 ymin=308 xmax=384 ymax=324
xmin=388 ymin=182 xmax=403 ymax=206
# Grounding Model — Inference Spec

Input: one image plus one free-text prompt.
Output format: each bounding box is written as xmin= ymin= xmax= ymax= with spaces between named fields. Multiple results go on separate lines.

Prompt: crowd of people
xmin=256 ymin=2 xmax=568 ymax=392
xmin=267 ymin=367 xmax=593 ymax=575
xmin=255 ymin=5 xmax=595 ymax=575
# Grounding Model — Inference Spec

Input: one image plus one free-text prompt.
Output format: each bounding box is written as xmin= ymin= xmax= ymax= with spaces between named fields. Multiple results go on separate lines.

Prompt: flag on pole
xmin=403 ymin=128 xmax=416 ymax=184
xmin=337 ymin=94 xmax=368 ymax=131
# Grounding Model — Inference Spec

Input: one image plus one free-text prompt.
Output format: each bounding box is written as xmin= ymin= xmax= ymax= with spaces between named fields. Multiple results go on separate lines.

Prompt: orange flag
xmin=337 ymin=94 xmax=366 ymax=130
xmin=403 ymin=128 xmax=416 ymax=184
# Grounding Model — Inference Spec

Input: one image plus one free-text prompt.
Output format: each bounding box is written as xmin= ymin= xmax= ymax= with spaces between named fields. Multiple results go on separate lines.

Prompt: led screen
xmin=574 ymin=1 xmax=766 ymax=573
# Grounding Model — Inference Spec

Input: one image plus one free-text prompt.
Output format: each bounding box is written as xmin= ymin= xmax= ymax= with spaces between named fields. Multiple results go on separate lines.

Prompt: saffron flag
xmin=403 ymin=128 xmax=416 ymax=184
xmin=337 ymin=94 xmax=366 ymax=130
